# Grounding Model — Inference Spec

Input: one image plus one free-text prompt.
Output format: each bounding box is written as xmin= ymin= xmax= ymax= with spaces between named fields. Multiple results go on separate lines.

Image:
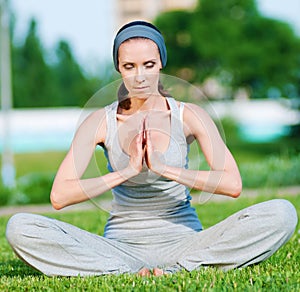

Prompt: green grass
xmin=1 ymin=151 xmax=67 ymax=178
xmin=0 ymin=148 xmax=108 ymax=179
xmin=0 ymin=195 xmax=299 ymax=291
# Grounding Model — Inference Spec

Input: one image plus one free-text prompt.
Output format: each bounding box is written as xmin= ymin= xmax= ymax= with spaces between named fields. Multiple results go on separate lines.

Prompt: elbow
xmin=50 ymin=179 xmax=70 ymax=210
xmin=50 ymin=190 xmax=65 ymax=210
xmin=230 ymin=176 xmax=243 ymax=198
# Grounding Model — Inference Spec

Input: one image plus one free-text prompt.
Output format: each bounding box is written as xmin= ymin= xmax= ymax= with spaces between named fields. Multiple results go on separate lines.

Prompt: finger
xmin=145 ymin=128 xmax=151 ymax=145
xmin=138 ymin=132 xmax=143 ymax=145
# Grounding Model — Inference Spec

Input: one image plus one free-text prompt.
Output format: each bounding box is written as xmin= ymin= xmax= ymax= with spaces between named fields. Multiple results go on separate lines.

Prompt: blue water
xmin=0 ymin=108 xmax=82 ymax=154
xmin=238 ymin=124 xmax=290 ymax=142
xmin=0 ymin=131 xmax=74 ymax=153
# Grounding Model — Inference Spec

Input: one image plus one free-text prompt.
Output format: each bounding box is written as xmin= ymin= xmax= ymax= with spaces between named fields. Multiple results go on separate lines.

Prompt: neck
xmin=122 ymin=94 xmax=166 ymax=114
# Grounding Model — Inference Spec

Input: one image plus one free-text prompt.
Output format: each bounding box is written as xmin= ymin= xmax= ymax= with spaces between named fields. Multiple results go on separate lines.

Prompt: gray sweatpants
xmin=5 ymin=199 xmax=298 ymax=276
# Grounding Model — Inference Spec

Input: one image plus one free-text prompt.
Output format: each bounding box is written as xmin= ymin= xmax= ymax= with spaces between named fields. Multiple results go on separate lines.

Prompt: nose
xmin=135 ymin=67 xmax=145 ymax=83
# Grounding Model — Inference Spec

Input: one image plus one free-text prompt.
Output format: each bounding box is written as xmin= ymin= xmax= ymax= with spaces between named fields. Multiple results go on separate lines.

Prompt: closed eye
xmin=122 ymin=61 xmax=156 ymax=70
xmin=144 ymin=61 xmax=155 ymax=69
xmin=123 ymin=63 xmax=134 ymax=70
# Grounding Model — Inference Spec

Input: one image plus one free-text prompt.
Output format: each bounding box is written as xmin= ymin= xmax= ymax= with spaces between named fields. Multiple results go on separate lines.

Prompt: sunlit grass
xmin=7 ymin=151 xmax=66 ymax=178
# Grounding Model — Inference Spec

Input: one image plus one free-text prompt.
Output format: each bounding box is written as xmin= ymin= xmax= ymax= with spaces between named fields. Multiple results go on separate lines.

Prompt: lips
xmin=134 ymin=86 xmax=149 ymax=90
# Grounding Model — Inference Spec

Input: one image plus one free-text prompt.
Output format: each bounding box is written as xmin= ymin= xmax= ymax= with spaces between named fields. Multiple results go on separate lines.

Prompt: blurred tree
xmin=154 ymin=10 xmax=198 ymax=81
xmin=52 ymin=40 xmax=90 ymax=107
xmin=12 ymin=18 xmax=102 ymax=108
xmin=12 ymin=19 xmax=56 ymax=107
xmin=155 ymin=0 xmax=300 ymax=99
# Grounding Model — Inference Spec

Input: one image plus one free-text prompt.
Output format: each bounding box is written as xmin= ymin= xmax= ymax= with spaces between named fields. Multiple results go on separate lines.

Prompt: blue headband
xmin=113 ymin=24 xmax=167 ymax=71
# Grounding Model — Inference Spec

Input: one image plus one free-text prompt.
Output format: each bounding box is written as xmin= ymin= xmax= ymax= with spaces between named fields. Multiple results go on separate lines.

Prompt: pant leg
xmin=178 ymin=199 xmax=298 ymax=271
xmin=6 ymin=213 xmax=145 ymax=276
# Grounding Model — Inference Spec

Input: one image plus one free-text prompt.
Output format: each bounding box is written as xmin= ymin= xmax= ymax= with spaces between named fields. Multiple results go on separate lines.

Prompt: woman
xmin=6 ymin=21 xmax=297 ymax=277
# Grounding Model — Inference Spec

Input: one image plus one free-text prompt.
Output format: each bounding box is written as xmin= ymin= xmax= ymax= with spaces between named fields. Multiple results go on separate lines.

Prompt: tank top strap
xmin=105 ymin=98 xmax=185 ymax=148
xmin=104 ymin=101 xmax=118 ymax=147
xmin=166 ymin=97 xmax=185 ymax=133
xmin=166 ymin=96 xmax=178 ymax=113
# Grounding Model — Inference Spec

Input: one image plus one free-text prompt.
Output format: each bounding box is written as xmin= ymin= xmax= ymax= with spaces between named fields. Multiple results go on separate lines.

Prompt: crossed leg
xmin=177 ymin=199 xmax=298 ymax=271
xmin=6 ymin=213 xmax=145 ymax=276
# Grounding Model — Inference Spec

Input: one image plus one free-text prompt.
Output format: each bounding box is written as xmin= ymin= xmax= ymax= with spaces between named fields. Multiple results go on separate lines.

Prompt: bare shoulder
xmin=75 ymin=107 xmax=107 ymax=145
xmin=78 ymin=107 xmax=106 ymax=129
xmin=183 ymin=102 xmax=213 ymax=124
xmin=182 ymin=102 xmax=217 ymax=137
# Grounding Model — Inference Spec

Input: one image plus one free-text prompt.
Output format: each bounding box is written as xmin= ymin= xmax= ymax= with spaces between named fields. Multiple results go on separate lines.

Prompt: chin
xmin=130 ymin=91 xmax=151 ymax=99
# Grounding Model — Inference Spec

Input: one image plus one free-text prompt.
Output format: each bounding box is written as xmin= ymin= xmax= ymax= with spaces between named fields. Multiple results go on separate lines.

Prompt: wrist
xmin=148 ymin=151 xmax=166 ymax=175
xmin=120 ymin=165 xmax=140 ymax=180
xmin=150 ymin=161 xmax=166 ymax=176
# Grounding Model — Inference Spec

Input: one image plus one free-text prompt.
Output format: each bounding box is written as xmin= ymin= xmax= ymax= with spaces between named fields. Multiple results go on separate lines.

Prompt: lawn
xmin=0 ymin=194 xmax=299 ymax=291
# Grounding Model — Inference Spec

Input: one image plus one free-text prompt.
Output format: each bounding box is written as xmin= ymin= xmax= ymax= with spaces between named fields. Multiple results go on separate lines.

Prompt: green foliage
xmin=0 ymin=184 xmax=11 ymax=206
xmin=155 ymin=0 xmax=300 ymax=99
xmin=240 ymin=153 xmax=300 ymax=188
xmin=218 ymin=116 xmax=243 ymax=145
xmin=51 ymin=41 xmax=92 ymax=107
xmin=15 ymin=172 xmax=54 ymax=204
xmin=0 ymin=172 xmax=54 ymax=206
xmin=155 ymin=10 xmax=199 ymax=81
xmin=11 ymin=18 xmax=106 ymax=108
xmin=0 ymin=196 xmax=299 ymax=290
xmin=12 ymin=20 xmax=56 ymax=107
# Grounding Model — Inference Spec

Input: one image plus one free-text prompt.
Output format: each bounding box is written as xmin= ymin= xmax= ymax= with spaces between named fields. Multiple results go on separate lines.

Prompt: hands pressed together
xmin=127 ymin=116 xmax=165 ymax=177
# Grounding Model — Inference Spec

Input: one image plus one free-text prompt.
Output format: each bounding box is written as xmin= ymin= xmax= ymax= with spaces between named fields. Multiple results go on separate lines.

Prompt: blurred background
xmin=0 ymin=0 xmax=299 ymax=206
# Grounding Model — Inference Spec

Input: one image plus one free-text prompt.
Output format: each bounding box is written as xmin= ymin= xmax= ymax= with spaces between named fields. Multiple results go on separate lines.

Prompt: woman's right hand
xmin=126 ymin=125 xmax=145 ymax=176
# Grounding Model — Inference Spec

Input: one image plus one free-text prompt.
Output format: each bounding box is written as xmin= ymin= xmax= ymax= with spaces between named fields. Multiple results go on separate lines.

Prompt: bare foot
xmin=138 ymin=267 xmax=151 ymax=277
xmin=153 ymin=267 xmax=164 ymax=276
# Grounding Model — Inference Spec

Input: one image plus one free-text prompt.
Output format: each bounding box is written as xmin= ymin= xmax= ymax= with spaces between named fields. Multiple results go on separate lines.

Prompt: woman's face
xmin=118 ymin=38 xmax=162 ymax=99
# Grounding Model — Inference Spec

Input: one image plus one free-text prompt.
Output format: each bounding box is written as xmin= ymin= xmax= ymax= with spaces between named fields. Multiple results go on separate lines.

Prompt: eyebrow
xmin=120 ymin=59 xmax=158 ymax=65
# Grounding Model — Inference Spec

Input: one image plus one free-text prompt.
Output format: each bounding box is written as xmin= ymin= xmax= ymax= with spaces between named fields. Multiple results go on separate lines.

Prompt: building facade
xmin=113 ymin=0 xmax=197 ymax=31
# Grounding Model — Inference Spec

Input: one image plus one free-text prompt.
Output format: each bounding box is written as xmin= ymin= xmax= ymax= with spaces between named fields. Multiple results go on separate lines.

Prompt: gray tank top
xmin=103 ymin=97 xmax=202 ymax=243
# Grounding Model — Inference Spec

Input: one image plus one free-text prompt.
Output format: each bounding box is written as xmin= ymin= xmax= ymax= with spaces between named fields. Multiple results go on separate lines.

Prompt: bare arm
xmin=50 ymin=109 xmax=144 ymax=210
xmin=146 ymin=103 xmax=242 ymax=197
